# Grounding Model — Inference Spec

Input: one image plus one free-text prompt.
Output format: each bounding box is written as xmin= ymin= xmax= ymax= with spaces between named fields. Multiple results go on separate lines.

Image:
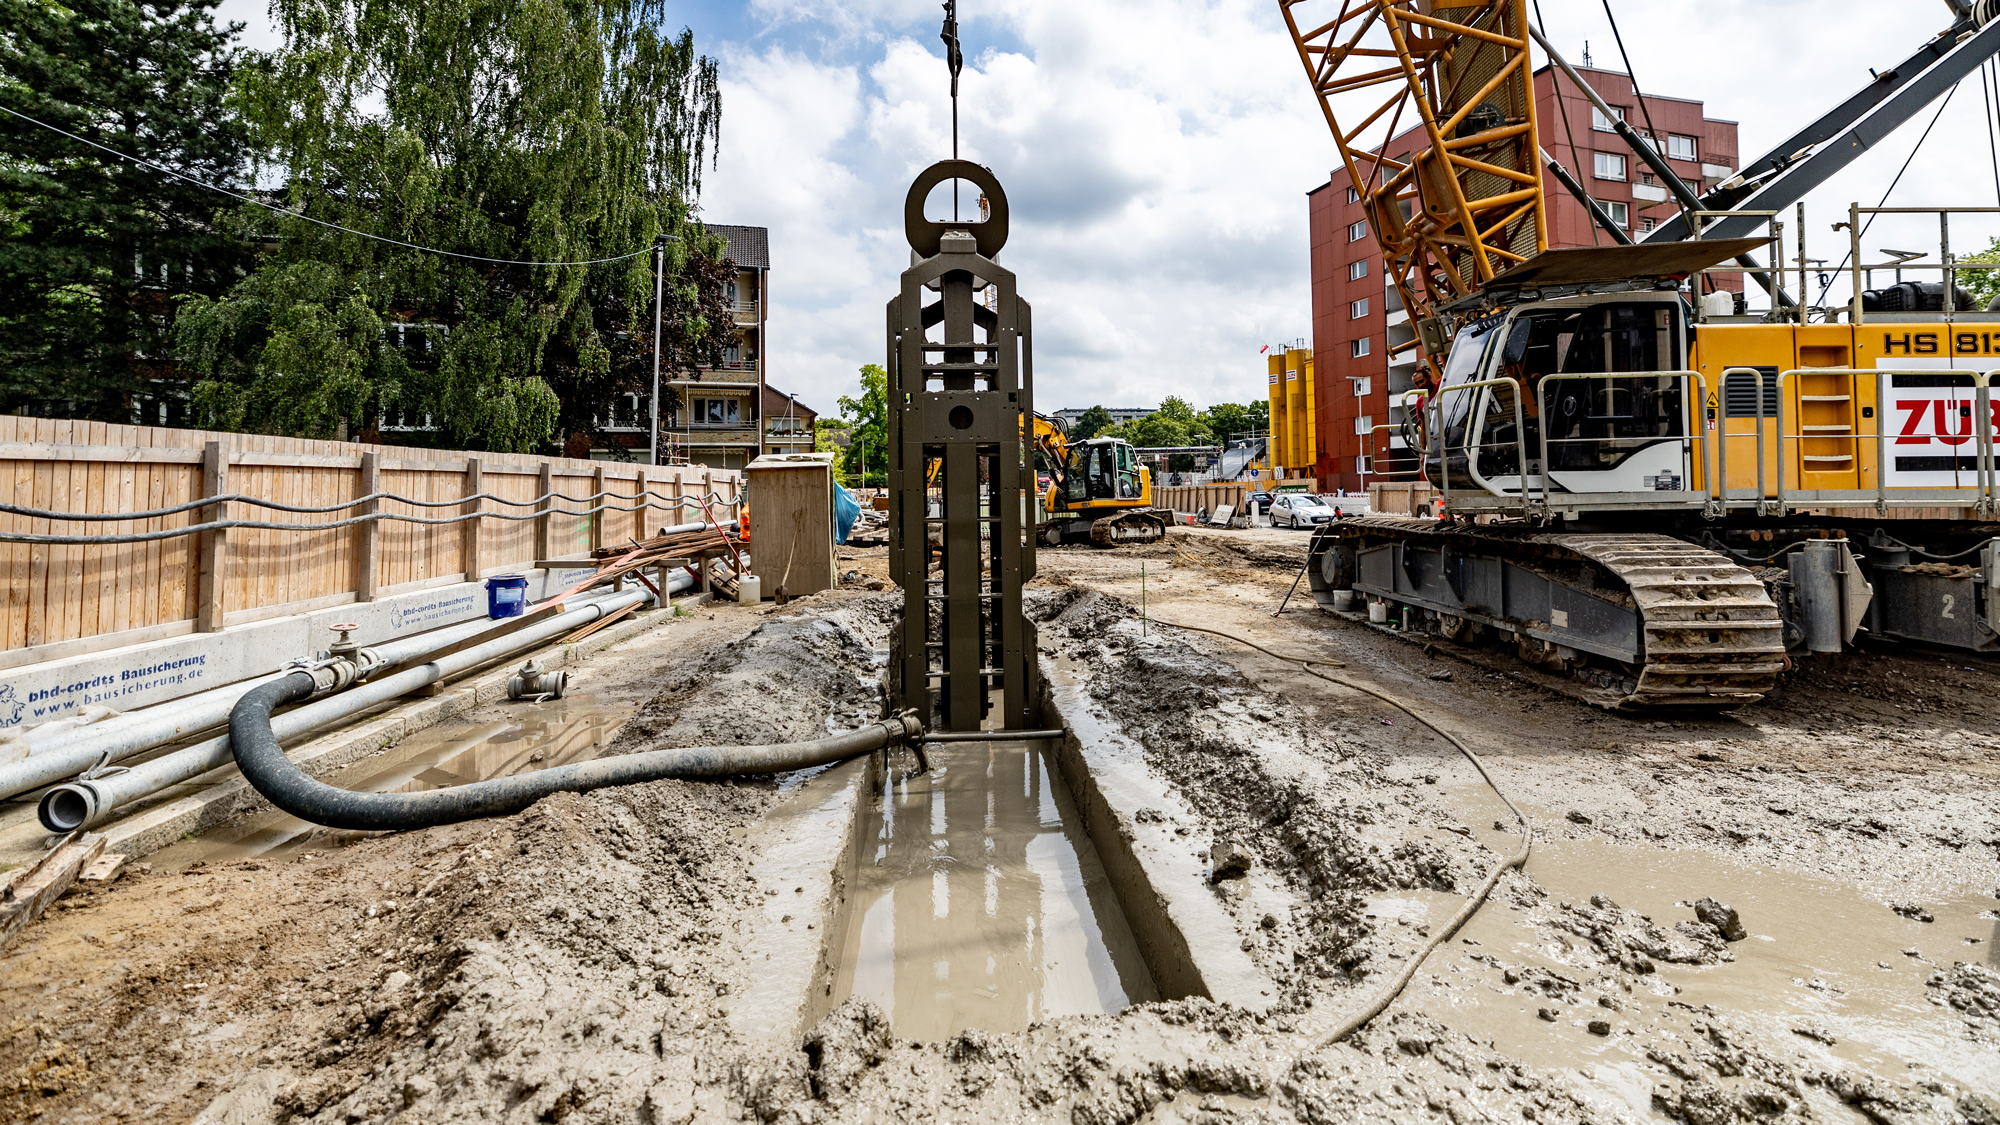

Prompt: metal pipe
xmin=37 ymin=588 xmax=652 ymax=832
xmin=0 ymin=587 xmax=645 ymax=802
xmin=224 ymin=673 xmax=922 ymax=831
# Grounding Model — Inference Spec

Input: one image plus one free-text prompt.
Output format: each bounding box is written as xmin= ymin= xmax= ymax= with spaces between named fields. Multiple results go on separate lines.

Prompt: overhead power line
xmin=0 ymin=103 xmax=655 ymax=267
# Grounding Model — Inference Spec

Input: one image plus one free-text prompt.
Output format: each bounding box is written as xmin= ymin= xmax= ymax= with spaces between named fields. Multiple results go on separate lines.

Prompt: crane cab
xmin=1048 ymin=437 xmax=1152 ymax=512
xmin=1429 ymin=292 xmax=1693 ymax=505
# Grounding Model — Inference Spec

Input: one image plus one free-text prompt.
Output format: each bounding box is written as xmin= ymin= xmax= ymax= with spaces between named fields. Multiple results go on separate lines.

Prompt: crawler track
xmin=1042 ymin=509 xmax=1169 ymax=547
xmin=1308 ymin=518 xmax=1786 ymax=710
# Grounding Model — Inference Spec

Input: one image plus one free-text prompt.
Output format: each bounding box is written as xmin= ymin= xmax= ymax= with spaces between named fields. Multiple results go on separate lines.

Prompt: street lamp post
xmin=648 ymin=233 xmax=681 ymax=466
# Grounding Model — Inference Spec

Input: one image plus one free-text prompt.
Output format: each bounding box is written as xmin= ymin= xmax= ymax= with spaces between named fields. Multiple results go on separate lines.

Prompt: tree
xmin=0 ymin=0 xmax=253 ymax=423
xmin=1960 ymin=237 xmax=2000 ymax=311
xmin=1156 ymin=396 xmax=1197 ymax=426
xmin=1200 ymin=402 xmax=1260 ymax=446
xmin=1070 ymin=404 xmax=1114 ymax=441
xmin=175 ymin=0 xmax=726 ymax=451
xmin=814 ymin=418 xmax=853 ymax=484
xmin=837 ymin=364 xmax=887 ymax=487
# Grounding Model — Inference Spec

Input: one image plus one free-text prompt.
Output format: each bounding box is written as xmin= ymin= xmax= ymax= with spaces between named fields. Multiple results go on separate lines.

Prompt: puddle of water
xmin=828 ymin=739 xmax=1157 ymax=1041
xmin=151 ymin=695 xmax=626 ymax=869
xmin=1414 ymin=836 xmax=2000 ymax=1106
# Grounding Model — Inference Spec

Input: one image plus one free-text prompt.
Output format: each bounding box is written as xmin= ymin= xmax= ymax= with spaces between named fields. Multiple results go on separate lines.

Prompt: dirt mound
xmin=1927 ymin=961 xmax=2000 ymax=1046
xmin=608 ymin=600 xmax=890 ymax=752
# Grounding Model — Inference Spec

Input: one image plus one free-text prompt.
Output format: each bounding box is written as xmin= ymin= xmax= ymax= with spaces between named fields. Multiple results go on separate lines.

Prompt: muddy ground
xmin=3 ymin=528 xmax=1997 ymax=1124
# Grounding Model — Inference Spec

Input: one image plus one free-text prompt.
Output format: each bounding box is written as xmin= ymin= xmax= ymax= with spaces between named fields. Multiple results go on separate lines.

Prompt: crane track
xmin=1307 ymin=518 xmax=1787 ymax=710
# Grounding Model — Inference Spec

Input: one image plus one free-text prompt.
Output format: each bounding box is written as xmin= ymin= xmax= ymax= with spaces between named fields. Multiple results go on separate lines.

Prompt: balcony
xmin=671 ymin=364 xmax=759 ymax=386
xmin=730 ymin=302 xmax=760 ymax=325
xmin=670 ymin=426 xmax=760 ymax=447
xmin=1632 ymin=182 xmax=1671 ymax=204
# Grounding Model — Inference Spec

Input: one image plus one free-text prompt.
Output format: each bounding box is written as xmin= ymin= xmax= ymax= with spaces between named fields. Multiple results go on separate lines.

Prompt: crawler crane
xmin=1278 ymin=0 xmax=2000 ymax=708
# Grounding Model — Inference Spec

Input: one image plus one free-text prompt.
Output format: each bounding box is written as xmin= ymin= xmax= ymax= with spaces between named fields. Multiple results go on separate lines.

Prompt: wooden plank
xmin=141 ymin=460 xmax=166 ymax=629
xmin=356 ymin=452 xmax=380 ymax=602
xmin=88 ymin=460 xmax=113 ymax=640
xmin=195 ymin=441 xmax=228 ymax=632
xmin=109 ymin=459 xmax=136 ymax=636
xmin=463 ymin=458 xmax=483 ymax=580
xmin=163 ymin=464 xmax=194 ymax=624
xmin=0 ymin=834 xmax=106 ymax=950
xmin=59 ymin=454 xmax=85 ymax=643
xmin=0 ymin=442 xmax=204 ymax=465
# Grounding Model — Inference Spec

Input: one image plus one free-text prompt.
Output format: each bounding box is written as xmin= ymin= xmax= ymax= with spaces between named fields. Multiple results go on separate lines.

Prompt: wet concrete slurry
xmin=830 ymin=739 xmax=1157 ymax=1040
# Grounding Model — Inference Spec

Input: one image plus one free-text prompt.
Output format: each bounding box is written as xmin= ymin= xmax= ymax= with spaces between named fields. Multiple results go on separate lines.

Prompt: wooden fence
xmin=0 ymin=417 xmax=740 ymax=672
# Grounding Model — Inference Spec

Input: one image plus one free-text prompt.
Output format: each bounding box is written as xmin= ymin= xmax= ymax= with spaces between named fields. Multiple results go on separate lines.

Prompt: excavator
xmin=1278 ymin=0 xmax=2000 ymax=709
xmin=1029 ymin=413 xmax=1170 ymax=546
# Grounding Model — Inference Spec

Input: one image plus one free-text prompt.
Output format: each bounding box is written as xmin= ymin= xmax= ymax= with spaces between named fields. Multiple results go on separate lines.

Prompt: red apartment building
xmin=1307 ymin=63 xmax=1740 ymax=492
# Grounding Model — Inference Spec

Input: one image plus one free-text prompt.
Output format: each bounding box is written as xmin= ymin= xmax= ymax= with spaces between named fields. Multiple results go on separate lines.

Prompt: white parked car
xmin=1271 ymin=494 xmax=1340 ymax=528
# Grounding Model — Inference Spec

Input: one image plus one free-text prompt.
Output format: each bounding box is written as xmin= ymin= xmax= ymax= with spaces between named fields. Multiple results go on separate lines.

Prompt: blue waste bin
xmin=485 ymin=574 xmax=529 ymax=618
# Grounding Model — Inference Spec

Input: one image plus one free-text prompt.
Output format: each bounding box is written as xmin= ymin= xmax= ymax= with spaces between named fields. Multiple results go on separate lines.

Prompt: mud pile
xmin=1031 ymin=587 xmax=1495 ymax=996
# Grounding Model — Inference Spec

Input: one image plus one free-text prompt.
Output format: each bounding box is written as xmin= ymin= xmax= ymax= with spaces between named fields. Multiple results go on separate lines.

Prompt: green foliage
xmin=1070 ymin=404 xmax=1114 ymax=441
xmin=1960 ymin=237 xmax=2000 ymax=312
xmin=177 ymin=0 xmax=726 ymax=449
xmin=814 ymin=418 xmax=853 ymax=484
xmin=837 ymin=364 xmax=887 ymax=487
xmin=1199 ymin=401 xmax=1262 ymax=446
xmin=0 ymin=0 xmax=253 ymax=422
xmin=1155 ymin=396 xmax=1197 ymax=426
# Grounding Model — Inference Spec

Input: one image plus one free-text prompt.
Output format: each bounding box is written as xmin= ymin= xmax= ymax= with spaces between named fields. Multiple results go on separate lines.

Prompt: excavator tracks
xmin=1042 ymin=509 xmax=1169 ymax=547
xmin=1307 ymin=518 xmax=1787 ymax=711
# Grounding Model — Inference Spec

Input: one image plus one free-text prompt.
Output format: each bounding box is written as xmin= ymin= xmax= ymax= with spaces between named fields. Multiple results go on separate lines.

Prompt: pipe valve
xmin=288 ymin=624 xmax=385 ymax=697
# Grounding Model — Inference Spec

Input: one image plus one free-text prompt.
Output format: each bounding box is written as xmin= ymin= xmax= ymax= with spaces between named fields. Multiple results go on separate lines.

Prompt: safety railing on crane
xmin=1532 ymin=371 xmax=1714 ymax=511
xmin=1426 ymin=365 xmax=1997 ymax=518
xmin=1842 ymin=205 xmax=2000 ymax=327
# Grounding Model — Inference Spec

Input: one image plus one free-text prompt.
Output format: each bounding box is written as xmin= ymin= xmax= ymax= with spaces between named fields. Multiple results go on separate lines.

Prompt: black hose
xmin=230 ymin=673 xmax=923 ymax=831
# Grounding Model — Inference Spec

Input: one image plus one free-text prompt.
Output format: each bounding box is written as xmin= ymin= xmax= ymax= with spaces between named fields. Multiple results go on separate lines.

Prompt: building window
xmin=1591 ymin=104 xmax=1623 ymax=132
xmin=1353 ymin=414 xmax=1373 ymax=436
xmin=1593 ymin=151 xmax=1626 ymax=181
xmin=1349 ymin=297 xmax=1369 ymax=319
xmin=1346 ymin=186 xmax=1360 ymax=204
xmin=1351 ymin=376 xmax=1372 ymax=396
xmin=1351 ymin=337 xmax=1371 ymax=358
xmin=1599 ymin=200 xmax=1630 ymax=227
xmin=1348 ymin=258 xmax=1368 ymax=281
xmin=1640 ymin=217 xmax=1656 ymax=232
xmin=1347 ymin=220 xmax=1368 ymax=242
xmin=1357 ymin=454 xmax=1371 ymax=475
xmin=1667 ymin=134 xmax=1697 ymax=161
xmin=691 ymin=397 xmax=741 ymax=425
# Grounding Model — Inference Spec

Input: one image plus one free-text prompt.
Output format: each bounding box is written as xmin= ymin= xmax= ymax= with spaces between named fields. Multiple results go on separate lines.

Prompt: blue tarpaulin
xmin=833 ymin=483 xmax=861 ymax=545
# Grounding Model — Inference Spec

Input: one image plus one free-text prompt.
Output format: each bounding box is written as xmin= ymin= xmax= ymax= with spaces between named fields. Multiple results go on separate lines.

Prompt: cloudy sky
xmin=213 ymin=0 xmax=2000 ymax=419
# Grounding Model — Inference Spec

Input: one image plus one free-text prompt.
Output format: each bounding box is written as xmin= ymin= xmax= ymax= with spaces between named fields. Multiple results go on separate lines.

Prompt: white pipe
xmin=40 ymin=588 xmax=653 ymax=831
xmin=0 ymin=587 xmax=639 ymax=802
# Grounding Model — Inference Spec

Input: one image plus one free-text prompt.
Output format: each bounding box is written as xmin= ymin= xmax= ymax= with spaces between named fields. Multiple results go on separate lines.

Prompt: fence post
xmin=702 ymin=471 xmax=713 ymax=521
xmin=462 ymin=457 xmax=483 ymax=581
xmin=195 ymin=440 xmax=229 ymax=632
xmin=356 ymin=451 xmax=380 ymax=602
xmin=635 ymin=470 xmax=649 ymax=541
xmin=536 ymin=462 xmax=553 ymax=561
xmin=591 ymin=465 xmax=606 ymax=553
